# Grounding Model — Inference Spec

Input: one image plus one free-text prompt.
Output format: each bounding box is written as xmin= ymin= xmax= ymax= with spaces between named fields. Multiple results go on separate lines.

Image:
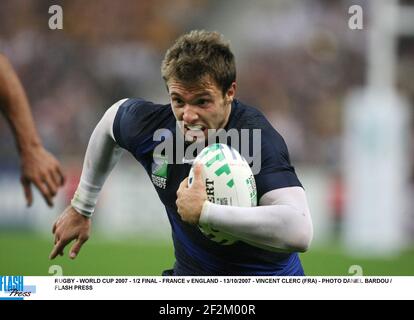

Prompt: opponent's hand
xmin=49 ymin=206 xmax=91 ymax=260
xmin=20 ymin=146 xmax=65 ymax=207
xmin=176 ymin=163 xmax=207 ymax=225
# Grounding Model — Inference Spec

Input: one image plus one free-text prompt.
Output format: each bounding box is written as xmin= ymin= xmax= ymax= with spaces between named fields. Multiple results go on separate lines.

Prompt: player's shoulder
xmin=113 ymin=98 xmax=173 ymax=150
xmin=115 ymin=97 xmax=173 ymax=127
xmin=230 ymin=100 xmax=274 ymax=132
xmin=231 ymin=99 xmax=288 ymax=150
xmin=117 ymin=98 xmax=170 ymax=117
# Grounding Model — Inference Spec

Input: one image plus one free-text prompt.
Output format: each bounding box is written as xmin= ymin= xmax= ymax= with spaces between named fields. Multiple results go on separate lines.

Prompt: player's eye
xmin=172 ymin=98 xmax=184 ymax=107
xmin=196 ymin=99 xmax=210 ymax=107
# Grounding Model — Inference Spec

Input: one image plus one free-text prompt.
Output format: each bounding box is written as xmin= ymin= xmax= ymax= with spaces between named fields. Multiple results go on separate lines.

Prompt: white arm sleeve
xmin=199 ymin=186 xmax=313 ymax=252
xmin=71 ymin=99 xmax=128 ymax=217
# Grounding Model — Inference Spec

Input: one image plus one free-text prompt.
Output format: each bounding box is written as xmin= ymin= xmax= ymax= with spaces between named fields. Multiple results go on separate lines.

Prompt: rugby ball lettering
xmin=188 ymin=143 xmax=257 ymax=245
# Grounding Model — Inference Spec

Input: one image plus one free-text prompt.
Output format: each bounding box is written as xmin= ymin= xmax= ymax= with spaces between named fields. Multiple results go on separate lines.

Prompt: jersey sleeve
xmin=112 ymin=98 xmax=166 ymax=159
xmin=252 ymin=114 xmax=303 ymax=200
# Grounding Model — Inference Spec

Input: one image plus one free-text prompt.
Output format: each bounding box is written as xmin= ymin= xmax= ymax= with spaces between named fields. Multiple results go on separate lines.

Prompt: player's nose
xmin=182 ymin=105 xmax=199 ymax=123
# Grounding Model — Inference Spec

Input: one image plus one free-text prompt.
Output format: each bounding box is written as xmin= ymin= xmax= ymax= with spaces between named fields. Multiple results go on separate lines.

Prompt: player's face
xmin=168 ymin=77 xmax=236 ymax=142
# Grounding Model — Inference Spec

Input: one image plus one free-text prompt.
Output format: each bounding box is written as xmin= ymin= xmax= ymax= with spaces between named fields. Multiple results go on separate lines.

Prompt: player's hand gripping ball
xmin=188 ymin=143 xmax=257 ymax=245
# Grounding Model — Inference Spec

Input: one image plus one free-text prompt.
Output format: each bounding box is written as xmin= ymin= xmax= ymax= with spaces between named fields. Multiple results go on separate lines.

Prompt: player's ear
xmin=225 ymin=82 xmax=236 ymax=103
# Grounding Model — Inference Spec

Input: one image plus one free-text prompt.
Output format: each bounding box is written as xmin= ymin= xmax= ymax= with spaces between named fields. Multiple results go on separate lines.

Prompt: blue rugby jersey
xmin=113 ymin=98 xmax=304 ymax=276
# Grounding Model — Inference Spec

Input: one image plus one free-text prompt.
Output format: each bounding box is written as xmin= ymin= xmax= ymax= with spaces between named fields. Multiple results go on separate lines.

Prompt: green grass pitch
xmin=0 ymin=232 xmax=413 ymax=276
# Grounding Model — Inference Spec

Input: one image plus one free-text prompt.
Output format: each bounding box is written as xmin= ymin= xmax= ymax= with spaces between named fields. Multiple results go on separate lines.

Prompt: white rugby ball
xmin=188 ymin=143 xmax=257 ymax=245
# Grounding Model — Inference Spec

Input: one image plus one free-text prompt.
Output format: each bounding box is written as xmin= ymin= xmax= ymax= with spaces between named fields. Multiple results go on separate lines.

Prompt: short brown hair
xmin=161 ymin=30 xmax=236 ymax=95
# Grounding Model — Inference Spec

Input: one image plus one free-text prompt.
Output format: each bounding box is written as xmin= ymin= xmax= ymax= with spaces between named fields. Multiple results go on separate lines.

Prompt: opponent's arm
xmin=0 ymin=53 xmax=64 ymax=206
xmin=49 ymin=99 xmax=126 ymax=259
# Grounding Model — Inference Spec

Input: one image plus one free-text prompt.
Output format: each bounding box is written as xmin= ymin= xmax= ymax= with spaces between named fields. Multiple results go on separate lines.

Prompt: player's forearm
xmin=199 ymin=187 xmax=313 ymax=252
xmin=0 ymin=54 xmax=42 ymax=154
xmin=71 ymin=100 xmax=126 ymax=217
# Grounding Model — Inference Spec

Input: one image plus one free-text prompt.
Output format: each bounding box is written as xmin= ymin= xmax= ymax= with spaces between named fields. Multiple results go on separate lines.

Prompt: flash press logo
xmin=0 ymin=276 xmax=35 ymax=300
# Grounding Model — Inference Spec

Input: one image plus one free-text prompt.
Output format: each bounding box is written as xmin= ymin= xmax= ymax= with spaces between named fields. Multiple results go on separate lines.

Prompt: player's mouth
xmin=184 ymin=124 xmax=207 ymax=141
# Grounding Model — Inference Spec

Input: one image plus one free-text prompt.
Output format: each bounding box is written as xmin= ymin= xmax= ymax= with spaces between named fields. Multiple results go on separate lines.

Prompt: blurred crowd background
xmin=0 ymin=0 xmax=372 ymax=165
xmin=1 ymin=0 xmax=414 ymax=274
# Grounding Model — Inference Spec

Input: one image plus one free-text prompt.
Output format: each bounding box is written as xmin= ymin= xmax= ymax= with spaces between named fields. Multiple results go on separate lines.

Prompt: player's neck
xmin=220 ymin=101 xmax=233 ymax=130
